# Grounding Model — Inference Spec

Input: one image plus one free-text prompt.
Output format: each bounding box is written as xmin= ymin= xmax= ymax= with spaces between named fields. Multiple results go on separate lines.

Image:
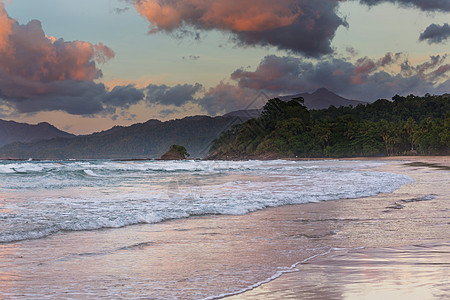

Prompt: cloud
xmin=102 ymin=85 xmax=145 ymax=109
xmin=134 ymin=0 xmax=347 ymax=56
xmin=359 ymin=0 xmax=450 ymax=12
xmin=0 ymin=1 xmax=144 ymax=115
xmin=0 ymin=2 xmax=13 ymax=51
xmin=0 ymin=80 xmax=144 ymax=115
xmin=145 ymin=83 xmax=203 ymax=106
xmin=419 ymin=23 xmax=450 ymax=44
xmin=226 ymin=53 xmax=449 ymax=102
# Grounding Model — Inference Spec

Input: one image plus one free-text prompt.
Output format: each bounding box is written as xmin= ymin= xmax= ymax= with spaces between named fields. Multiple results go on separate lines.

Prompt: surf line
xmin=204 ymin=246 xmax=364 ymax=300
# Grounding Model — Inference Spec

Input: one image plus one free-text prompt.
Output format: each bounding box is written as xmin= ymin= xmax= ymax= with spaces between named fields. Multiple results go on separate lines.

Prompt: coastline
xmin=227 ymin=156 xmax=450 ymax=299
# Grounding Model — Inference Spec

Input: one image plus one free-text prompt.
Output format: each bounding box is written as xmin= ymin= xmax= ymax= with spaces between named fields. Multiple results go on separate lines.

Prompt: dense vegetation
xmin=208 ymin=94 xmax=450 ymax=159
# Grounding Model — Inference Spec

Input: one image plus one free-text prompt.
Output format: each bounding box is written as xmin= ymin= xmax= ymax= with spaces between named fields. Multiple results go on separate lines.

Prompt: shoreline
xmin=226 ymin=156 xmax=450 ymax=299
xmin=1 ymin=155 xmax=449 ymax=162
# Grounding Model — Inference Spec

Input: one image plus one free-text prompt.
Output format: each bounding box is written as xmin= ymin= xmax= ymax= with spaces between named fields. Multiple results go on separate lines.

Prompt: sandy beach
xmin=0 ymin=157 xmax=448 ymax=299
xmin=229 ymin=156 xmax=450 ymax=299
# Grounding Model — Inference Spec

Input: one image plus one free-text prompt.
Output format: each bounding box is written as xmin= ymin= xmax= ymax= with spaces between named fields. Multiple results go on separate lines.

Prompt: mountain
xmin=279 ymin=88 xmax=367 ymax=109
xmin=0 ymin=115 xmax=249 ymax=159
xmin=0 ymin=119 xmax=74 ymax=147
xmin=223 ymin=88 xmax=367 ymax=119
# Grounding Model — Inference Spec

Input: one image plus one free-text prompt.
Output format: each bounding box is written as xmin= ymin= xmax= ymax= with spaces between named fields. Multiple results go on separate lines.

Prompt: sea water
xmin=0 ymin=159 xmax=412 ymax=244
xmin=0 ymin=159 xmax=414 ymax=298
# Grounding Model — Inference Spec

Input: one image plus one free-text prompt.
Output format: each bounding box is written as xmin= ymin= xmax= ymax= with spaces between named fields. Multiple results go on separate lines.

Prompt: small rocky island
xmin=160 ymin=145 xmax=190 ymax=160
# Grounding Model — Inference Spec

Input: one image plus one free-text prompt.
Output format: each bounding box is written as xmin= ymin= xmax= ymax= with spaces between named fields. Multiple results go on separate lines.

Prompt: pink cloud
xmin=0 ymin=2 xmax=143 ymax=115
xmin=0 ymin=2 xmax=13 ymax=51
xmin=133 ymin=0 xmax=346 ymax=56
xmin=135 ymin=0 xmax=301 ymax=32
xmin=0 ymin=18 xmax=115 ymax=83
xmin=355 ymin=58 xmax=377 ymax=74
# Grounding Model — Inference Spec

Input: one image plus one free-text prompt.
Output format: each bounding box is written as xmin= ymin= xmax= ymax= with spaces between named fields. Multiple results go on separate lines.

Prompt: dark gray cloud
xmin=359 ymin=0 xmax=450 ymax=12
xmin=0 ymin=78 xmax=145 ymax=115
xmin=134 ymin=0 xmax=347 ymax=57
xmin=102 ymin=85 xmax=145 ymax=109
xmin=145 ymin=83 xmax=203 ymax=107
xmin=419 ymin=23 xmax=450 ymax=44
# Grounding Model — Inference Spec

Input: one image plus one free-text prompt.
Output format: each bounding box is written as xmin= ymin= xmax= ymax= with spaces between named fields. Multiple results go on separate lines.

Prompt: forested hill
xmin=0 ymin=119 xmax=74 ymax=147
xmin=208 ymin=94 xmax=450 ymax=159
xmin=0 ymin=116 xmax=246 ymax=159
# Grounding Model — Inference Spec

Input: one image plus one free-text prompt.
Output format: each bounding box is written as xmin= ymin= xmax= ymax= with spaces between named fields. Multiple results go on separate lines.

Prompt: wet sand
xmin=229 ymin=156 xmax=450 ymax=299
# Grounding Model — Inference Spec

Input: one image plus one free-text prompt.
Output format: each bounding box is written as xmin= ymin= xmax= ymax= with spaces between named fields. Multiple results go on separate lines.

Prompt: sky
xmin=0 ymin=0 xmax=449 ymax=134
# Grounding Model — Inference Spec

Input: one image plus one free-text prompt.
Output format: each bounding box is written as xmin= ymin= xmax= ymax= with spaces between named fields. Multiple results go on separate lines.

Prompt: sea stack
xmin=160 ymin=145 xmax=190 ymax=160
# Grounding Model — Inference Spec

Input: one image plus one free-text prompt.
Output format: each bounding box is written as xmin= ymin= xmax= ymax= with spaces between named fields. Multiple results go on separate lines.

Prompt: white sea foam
xmin=83 ymin=169 xmax=102 ymax=177
xmin=0 ymin=159 xmax=413 ymax=243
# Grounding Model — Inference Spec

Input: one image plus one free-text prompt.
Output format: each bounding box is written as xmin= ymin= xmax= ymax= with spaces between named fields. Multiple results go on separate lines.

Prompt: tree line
xmin=208 ymin=94 xmax=450 ymax=159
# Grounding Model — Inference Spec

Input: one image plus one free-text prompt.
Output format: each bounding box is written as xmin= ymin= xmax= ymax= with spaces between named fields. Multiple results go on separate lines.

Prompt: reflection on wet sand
xmin=0 ymin=243 xmax=21 ymax=297
xmin=230 ymin=243 xmax=449 ymax=300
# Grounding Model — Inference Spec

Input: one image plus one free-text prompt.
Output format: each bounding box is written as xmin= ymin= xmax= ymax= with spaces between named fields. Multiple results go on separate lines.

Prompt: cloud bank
xmin=134 ymin=0 xmax=347 ymax=56
xmin=0 ymin=1 xmax=144 ymax=115
xmin=419 ymin=23 xmax=450 ymax=44
xmin=359 ymin=0 xmax=450 ymax=12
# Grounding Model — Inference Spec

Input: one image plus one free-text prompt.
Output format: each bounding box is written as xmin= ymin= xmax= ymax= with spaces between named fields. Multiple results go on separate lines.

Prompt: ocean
xmin=0 ymin=159 xmax=415 ymax=298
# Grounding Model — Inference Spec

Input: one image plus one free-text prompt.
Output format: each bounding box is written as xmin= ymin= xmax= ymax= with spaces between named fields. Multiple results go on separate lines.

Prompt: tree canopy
xmin=208 ymin=94 xmax=450 ymax=159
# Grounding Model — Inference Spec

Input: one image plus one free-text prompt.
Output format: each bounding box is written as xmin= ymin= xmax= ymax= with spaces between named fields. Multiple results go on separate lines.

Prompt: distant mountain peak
xmin=280 ymin=88 xmax=367 ymax=110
